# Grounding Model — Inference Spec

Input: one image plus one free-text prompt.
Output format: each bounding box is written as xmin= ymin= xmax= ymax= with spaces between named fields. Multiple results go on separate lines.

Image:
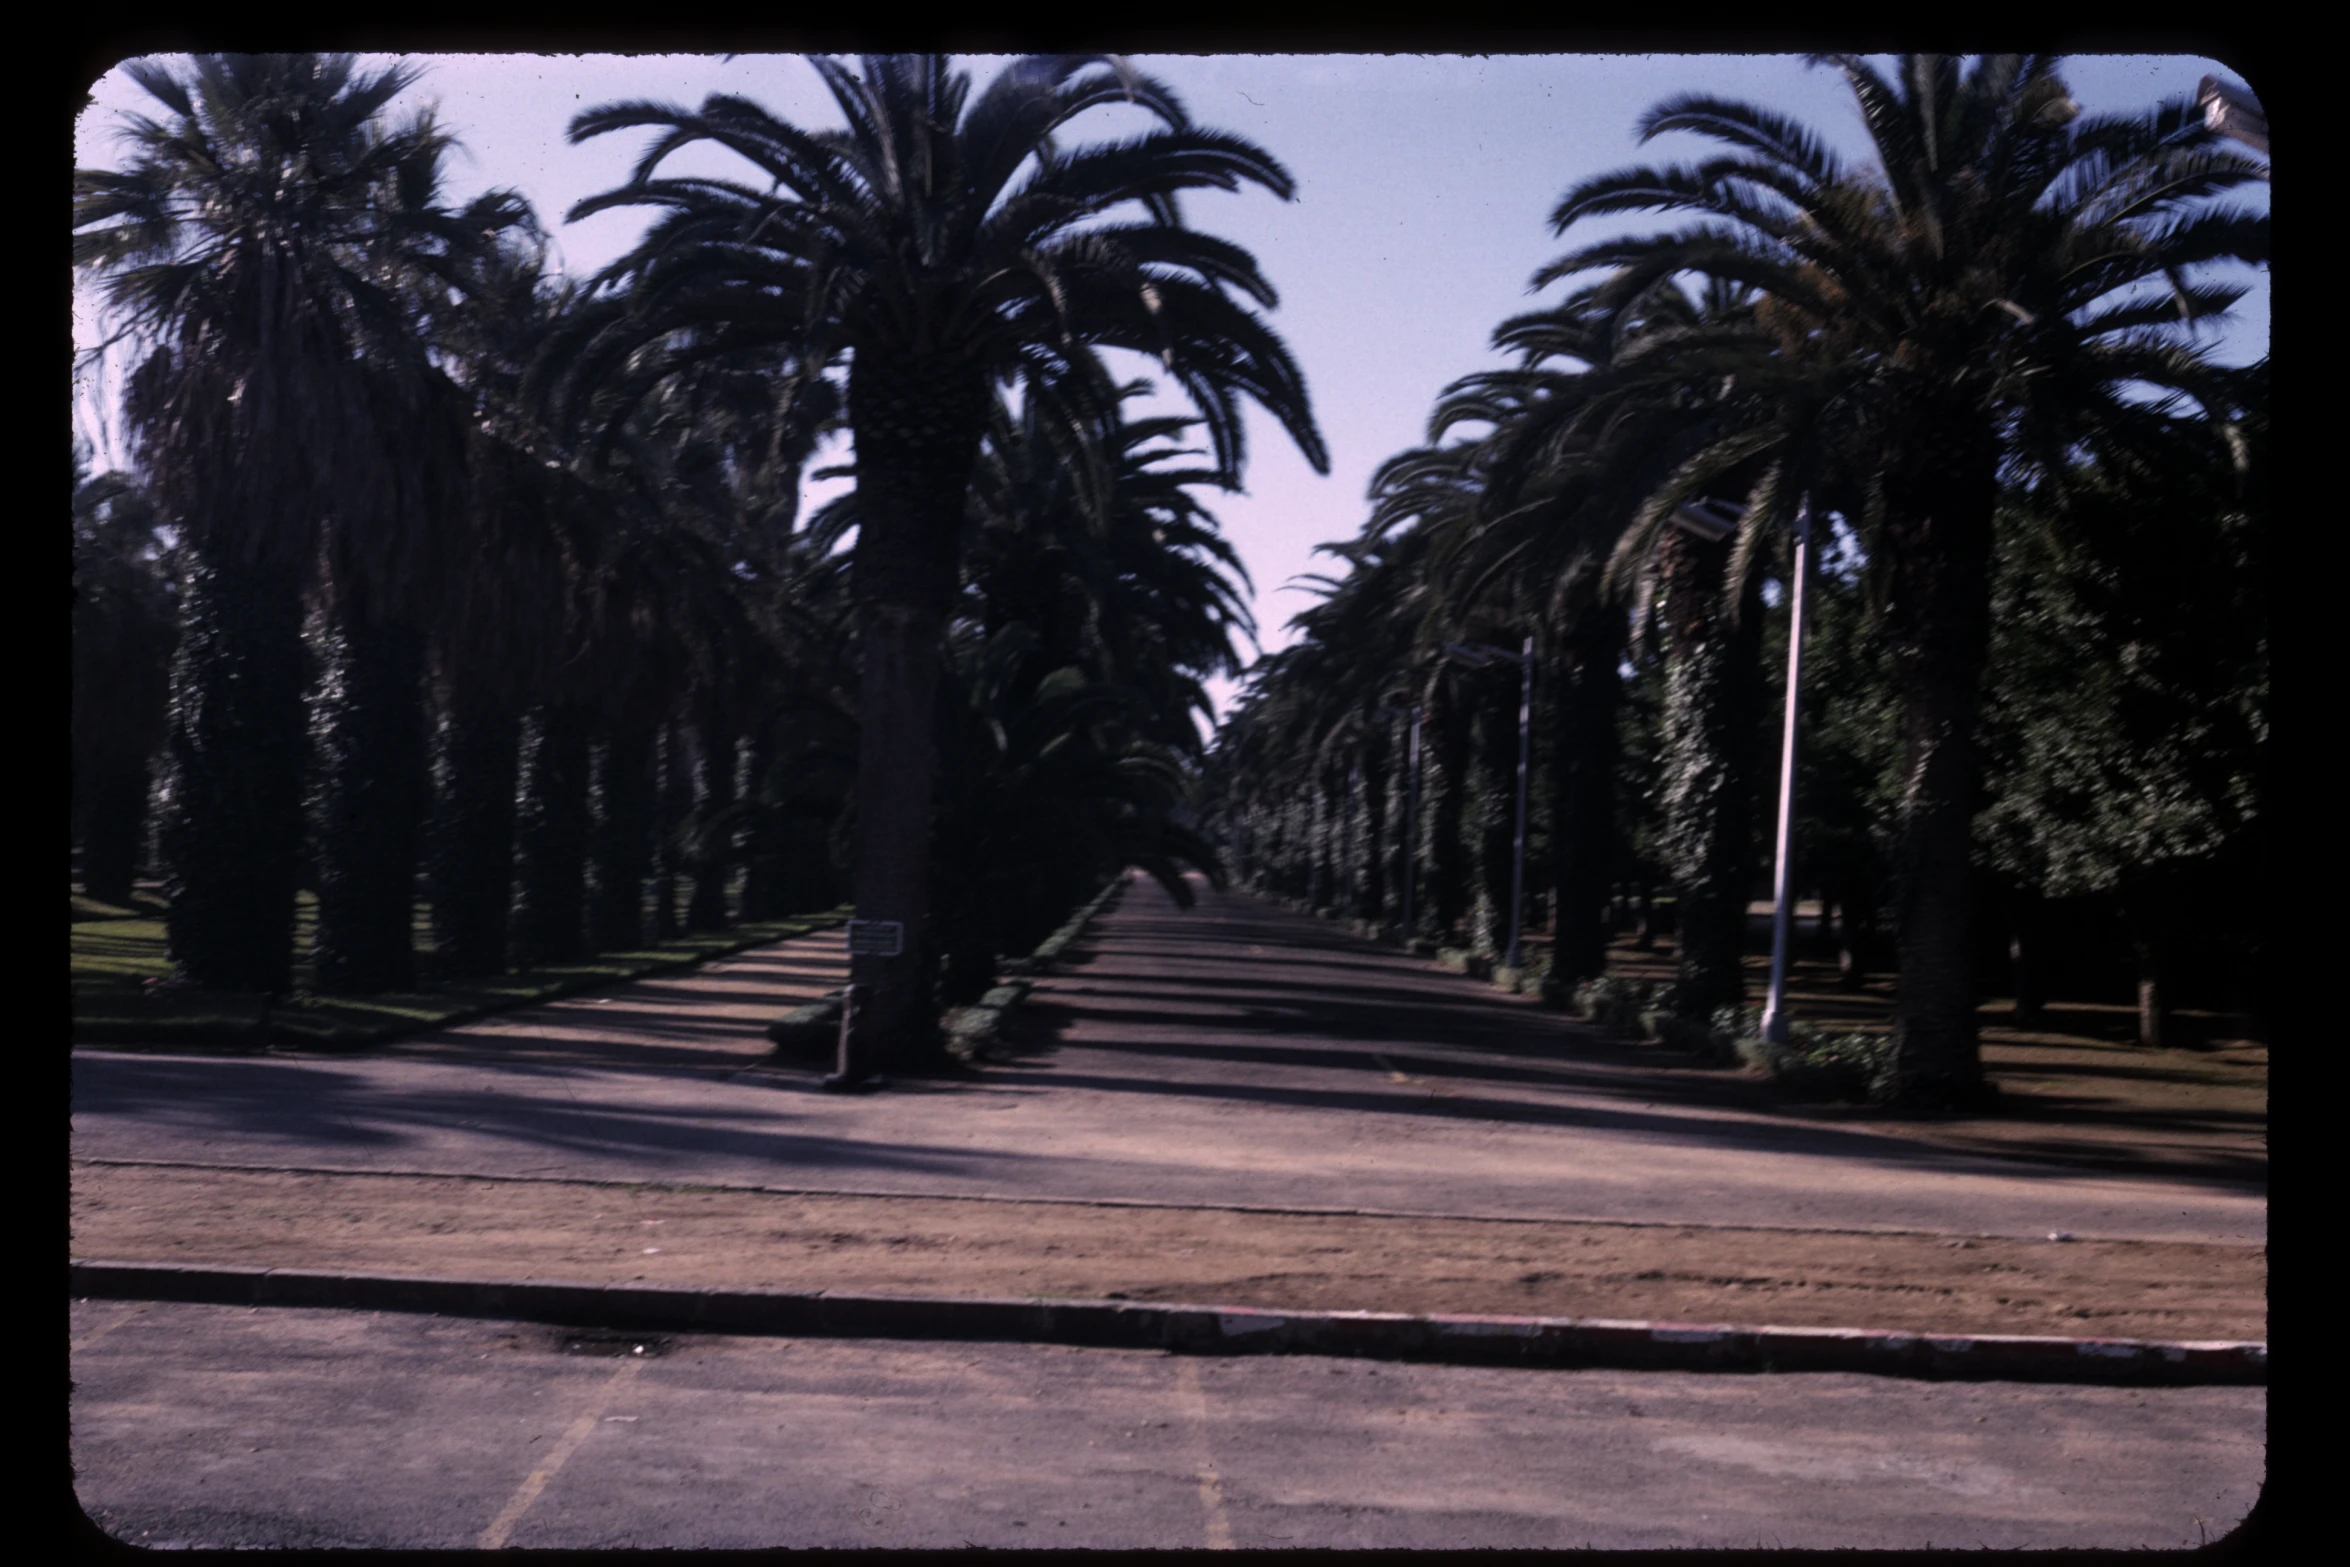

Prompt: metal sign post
xmin=846 ymin=919 xmax=904 ymax=958
xmin=826 ymin=920 xmax=905 ymax=1092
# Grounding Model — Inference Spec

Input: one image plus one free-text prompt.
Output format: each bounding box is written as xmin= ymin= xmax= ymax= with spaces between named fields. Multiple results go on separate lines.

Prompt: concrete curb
xmin=948 ymin=874 xmax=1129 ymax=1061
xmin=1260 ymin=892 xmax=1548 ymax=1001
xmin=69 ymin=1260 xmax=2265 ymax=1387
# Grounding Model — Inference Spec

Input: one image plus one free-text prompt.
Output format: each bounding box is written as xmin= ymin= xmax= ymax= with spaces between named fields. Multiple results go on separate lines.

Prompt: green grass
xmin=72 ymin=891 xmax=170 ymax=922
xmin=72 ymin=893 xmax=851 ymax=1052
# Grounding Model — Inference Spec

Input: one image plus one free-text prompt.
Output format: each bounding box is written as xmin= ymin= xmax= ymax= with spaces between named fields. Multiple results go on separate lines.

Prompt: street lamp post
xmin=1441 ymin=637 xmax=1535 ymax=973
xmin=1759 ymin=502 xmax=1813 ymax=1048
xmin=1665 ymin=494 xmax=1818 ymax=1045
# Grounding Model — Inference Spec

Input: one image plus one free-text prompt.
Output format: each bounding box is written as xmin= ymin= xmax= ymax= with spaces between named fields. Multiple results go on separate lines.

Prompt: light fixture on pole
xmin=1669 ymin=496 xmax=1743 ymax=543
xmin=2196 ymin=76 xmax=2268 ymax=156
xmin=1440 ymin=637 xmax=1535 ymax=973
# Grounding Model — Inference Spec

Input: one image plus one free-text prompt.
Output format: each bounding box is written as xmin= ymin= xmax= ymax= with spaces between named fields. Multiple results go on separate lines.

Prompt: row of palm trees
xmin=74 ymin=54 xmax=1318 ymax=1068
xmin=1203 ymin=56 xmax=2267 ymax=1107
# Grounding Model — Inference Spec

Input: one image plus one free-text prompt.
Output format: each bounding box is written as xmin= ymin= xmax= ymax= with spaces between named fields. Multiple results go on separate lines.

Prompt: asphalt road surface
xmin=69 ymin=1299 xmax=2262 ymax=1551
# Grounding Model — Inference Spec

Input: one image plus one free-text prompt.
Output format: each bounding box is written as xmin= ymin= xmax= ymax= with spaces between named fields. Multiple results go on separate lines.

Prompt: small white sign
xmin=846 ymin=919 xmax=905 ymax=957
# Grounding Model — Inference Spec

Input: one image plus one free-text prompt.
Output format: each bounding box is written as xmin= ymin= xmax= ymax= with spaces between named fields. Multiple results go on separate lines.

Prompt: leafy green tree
xmin=1541 ymin=55 xmax=2267 ymax=1105
xmin=1780 ymin=533 xmax=1901 ymax=989
xmin=557 ymin=53 xmax=1326 ymax=1071
xmin=1976 ymin=381 xmax=2265 ymax=1045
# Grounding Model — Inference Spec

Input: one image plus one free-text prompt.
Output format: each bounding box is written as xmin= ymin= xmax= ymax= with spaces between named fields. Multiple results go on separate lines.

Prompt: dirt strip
xmin=72 ymin=1162 xmax=2264 ymax=1343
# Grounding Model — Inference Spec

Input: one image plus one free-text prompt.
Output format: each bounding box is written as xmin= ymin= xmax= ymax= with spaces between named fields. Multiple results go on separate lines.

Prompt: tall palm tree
xmin=960 ymin=384 xmax=1259 ymax=749
xmin=71 ymin=452 xmax=174 ymax=907
xmin=75 ymin=54 xmax=502 ymax=992
xmin=426 ymin=235 xmax=583 ymax=980
xmin=308 ymin=147 xmax=529 ymax=995
xmin=1540 ymin=55 xmax=2267 ymax=1106
xmin=556 ymin=54 xmax=1327 ymax=1070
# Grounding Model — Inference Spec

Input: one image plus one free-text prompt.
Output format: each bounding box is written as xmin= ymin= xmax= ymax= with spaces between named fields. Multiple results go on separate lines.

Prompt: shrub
xmin=1572 ymin=975 xmax=1652 ymax=1033
xmin=1760 ymin=1022 xmax=1894 ymax=1102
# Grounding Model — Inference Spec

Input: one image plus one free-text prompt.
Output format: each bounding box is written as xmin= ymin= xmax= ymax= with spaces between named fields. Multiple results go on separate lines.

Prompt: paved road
xmin=68 ymin=1299 xmax=2261 ymax=1551
xmin=73 ymin=878 xmax=2263 ymax=1245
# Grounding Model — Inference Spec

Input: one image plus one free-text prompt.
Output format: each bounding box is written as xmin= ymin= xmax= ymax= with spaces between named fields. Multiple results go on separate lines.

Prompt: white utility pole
xmin=1760 ymin=503 xmax=1813 ymax=1047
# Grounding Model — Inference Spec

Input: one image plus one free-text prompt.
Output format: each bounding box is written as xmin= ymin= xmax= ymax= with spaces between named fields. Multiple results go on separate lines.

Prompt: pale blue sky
xmin=74 ymin=53 xmax=2267 ymax=723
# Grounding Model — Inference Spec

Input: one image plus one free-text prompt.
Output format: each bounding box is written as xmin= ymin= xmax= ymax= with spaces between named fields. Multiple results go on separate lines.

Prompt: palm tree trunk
xmin=429 ymin=687 xmax=519 ymax=979
xmin=738 ymin=712 xmax=785 ymax=921
xmin=1352 ymin=763 xmax=1371 ymax=918
xmin=2120 ymin=880 xmax=2171 ymax=1051
xmin=1421 ymin=688 xmax=1471 ymax=945
xmin=1278 ymin=788 xmax=1304 ymax=900
xmin=845 ymin=597 xmax=949 ymax=1065
xmin=1880 ymin=424 xmax=2000 ymax=1108
xmin=1312 ymin=768 xmax=1342 ymax=914
xmin=312 ymin=611 xmax=428 ymax=994
xmin=2006 ymin=885 xmax=2045 ymax=1026
xmin=588 ymin=719 xmax=658 ymax=952
xmin=1467 ymin=666 xmax=1517 ymax=961
xmin=2134 ymin=940 xmax=2166 ymax=1050
xmin=1359 ymin=724 xmax=1390 ymax=925
xmin=76 ymin=751 xmax=152 ymax=907
xmin=651 ymin=719 xmax=689 ymax=939
xmin=1656 ymin=528 xmax=1763 ymax=1018
xmin=511 ymin=702 xmax=592 ymax=968
xmin=1551 ymin=608 xmax=1625 ymax=984
xmin=1814 ymin=890 xmax=1839 ymax=965
xmin=1381 ymin=711 xmax=1415 ymax=934
xmin=686 ymin=711 xmax=737 ymax=932
xmin=839 ymin=343 xmax=990 ymax=1075
xmin=160 ymin=556 xmax=308 ymax=993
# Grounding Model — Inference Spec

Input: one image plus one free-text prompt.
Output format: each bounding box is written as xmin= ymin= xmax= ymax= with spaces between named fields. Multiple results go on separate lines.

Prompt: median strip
xmin=765 ymin=876 xmax=1130 ymax=1065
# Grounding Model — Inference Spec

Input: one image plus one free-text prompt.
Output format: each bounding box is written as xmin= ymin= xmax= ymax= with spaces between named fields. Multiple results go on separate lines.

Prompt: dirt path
xmin=72 ymin=881 xmax=2265 ymax=1341
xmin=72 ymin=1162 xmax=2265 ymax=1342
xmin=1586 ymin=931 xmax=2266 ymax=1186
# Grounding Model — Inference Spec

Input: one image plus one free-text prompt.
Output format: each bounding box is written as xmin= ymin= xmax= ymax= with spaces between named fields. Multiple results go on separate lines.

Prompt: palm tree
xmin=1540 ymin=55 xmax=2267 ymax=1106
xmin=1419 ymin=280 xmax=1770 ymax=991
xmin=802 ymin=368 xmax=1254 ymax=997
xmin=71 ymin=452 xmax=174 ymax=907
xmin=307 ymin=151 xmax=529 ymax=995
xmin=75 ymin=54 xmax=503 ymax=992
xmin=426 ymin=237 xmax=583 ymax=980
xmin=557 ymin=54 xmax=1327 ymax=1070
